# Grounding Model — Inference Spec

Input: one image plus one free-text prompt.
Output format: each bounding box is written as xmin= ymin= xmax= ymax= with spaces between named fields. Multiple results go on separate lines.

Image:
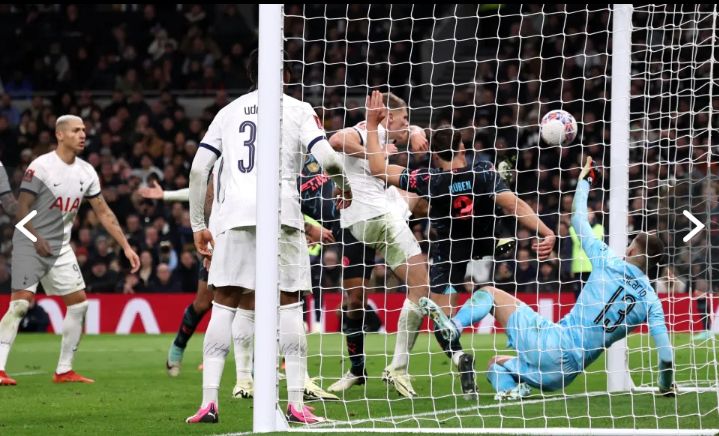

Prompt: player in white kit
xmin=0 ymin=115 xmax=140 ymax=386
xmin=185 ymin=51 xmax=350 ymax=424
xmin=326 ymin=92 xmax=431 ymax=398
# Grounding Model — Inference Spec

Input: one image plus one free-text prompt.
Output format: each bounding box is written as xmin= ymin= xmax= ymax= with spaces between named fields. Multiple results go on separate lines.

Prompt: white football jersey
xmin=201 ymin=90 xmax=327 ymax=234
xmin=339 ymin=121 xmax=400 ymax=228
xmin=19 ymin=151 xmax=101 ymax=252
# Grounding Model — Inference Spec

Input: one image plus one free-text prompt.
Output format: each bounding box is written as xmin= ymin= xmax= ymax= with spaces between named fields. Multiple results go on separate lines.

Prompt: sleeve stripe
xmin=352 ymin=127 xmax=364 ymax=145
xmin=199 ymin=142 xmax=221 ymax=158
xmin=0 ymin=190 xmax=10 ymax=196
xmin=19 ymin=188 xmax=37 ymax=196
xmin=307 ymin=136 xmax=326 ymax=153
xmin=85 ymin=191 xmax=101 ymax=199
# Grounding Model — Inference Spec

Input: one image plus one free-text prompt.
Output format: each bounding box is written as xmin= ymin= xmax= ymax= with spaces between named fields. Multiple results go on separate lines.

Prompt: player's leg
xmin=167 ymin=265 xmax=211 ymax=376
xmin=278 ymin=225 xmax=328 ymax=423
xmin=46 ymin=249 xmax=93 ymax=383
xmin=0 ymin=290 xmax=33 ymax=385
xmin=187 ymin=285 xmax=241 ymax=423
xmin=428 ymin=259 xmax=476 ymax=398
xmin=52 ymin=289 xmax=93 ymax=383
xmin=232 ymin=292 xmax=255 ymax=399
xmin=328 ymin=277 xmax=369 ymax=392
xmin=1 ymin=248 xmax=50 ymax=385
xmin=486 ymin=355 xmax=531 ymax=400
xmin=329 ymin=229 xmax=373 ymax=393
xmin=188 ymin=228 xmax=255 ymax=424
xmin=382 ymin=217 xmax=427 ymax=398
xmin=421 ymin=285 xmax=522 ymax=342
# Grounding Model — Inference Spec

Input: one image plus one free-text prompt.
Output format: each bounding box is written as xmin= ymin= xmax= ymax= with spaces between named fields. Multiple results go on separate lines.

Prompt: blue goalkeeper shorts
xmin=502 ymin=304 xmax=581 ymax=391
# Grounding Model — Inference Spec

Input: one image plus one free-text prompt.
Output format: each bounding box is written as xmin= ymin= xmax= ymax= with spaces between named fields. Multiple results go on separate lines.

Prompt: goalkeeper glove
xmin=578 ymin=156 xmax=598 ymax=186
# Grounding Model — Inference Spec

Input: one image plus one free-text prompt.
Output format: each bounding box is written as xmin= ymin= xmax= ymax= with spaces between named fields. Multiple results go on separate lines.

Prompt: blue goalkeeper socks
xmin=453 ymin=289 xmax=494 ymax=329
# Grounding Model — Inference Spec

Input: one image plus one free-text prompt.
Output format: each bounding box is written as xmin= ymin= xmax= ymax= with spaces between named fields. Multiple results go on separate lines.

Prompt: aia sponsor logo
xmin=50 ymin=197 xmax=81 ymax=213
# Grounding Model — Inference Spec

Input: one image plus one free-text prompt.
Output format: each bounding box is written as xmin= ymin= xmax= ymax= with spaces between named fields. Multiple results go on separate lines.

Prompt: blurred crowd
xmin=0 ymin=4 xmax=716 ymax=299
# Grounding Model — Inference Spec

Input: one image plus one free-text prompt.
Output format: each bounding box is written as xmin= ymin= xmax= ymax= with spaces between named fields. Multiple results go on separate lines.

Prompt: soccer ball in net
xmin=540 ymin=109 xmax=578 ymax=146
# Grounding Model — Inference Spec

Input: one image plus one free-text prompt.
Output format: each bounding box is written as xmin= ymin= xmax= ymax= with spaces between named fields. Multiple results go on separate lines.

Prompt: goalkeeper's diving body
xmin=424 ymin=156 xmax=675 ymax=400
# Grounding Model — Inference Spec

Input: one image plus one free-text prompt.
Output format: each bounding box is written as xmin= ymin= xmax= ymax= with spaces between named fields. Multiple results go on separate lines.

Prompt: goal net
xmin=255 ymin=4 xmax=719 ymax=433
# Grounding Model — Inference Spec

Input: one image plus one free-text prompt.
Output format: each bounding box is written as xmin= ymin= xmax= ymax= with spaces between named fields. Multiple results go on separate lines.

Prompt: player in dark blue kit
xmin=425 ymin=156 xmax=676 ymax=400
xmin=363 ymin=90 xmax=556 ymax=397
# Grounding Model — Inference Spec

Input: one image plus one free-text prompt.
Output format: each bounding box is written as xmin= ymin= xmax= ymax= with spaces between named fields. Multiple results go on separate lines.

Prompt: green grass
xmin=0 ymin=333 xmax=718 ymax=435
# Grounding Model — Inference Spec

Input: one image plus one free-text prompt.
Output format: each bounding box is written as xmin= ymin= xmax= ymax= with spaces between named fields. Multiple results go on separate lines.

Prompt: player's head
xmin=381 ymin=92 xmax=409 ymax=142
xmin=55 ymin=114 xmax=86 ymax=153
xmin=626 ymin=232 xmax=665 ymax=274
xmin=430 ymin=125 xmax=465 ymax=164
xmin=248 ymin=48 xmax=293 ymax=88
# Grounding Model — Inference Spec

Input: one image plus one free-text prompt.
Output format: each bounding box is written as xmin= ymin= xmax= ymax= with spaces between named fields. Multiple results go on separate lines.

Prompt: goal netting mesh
xmin=277 ymin=4 xmax=719 ymax=432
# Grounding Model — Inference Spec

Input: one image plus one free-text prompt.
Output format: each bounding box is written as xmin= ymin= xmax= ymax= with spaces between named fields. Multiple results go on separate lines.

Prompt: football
xmin=540 ymin=109 xmax=577 ymax=146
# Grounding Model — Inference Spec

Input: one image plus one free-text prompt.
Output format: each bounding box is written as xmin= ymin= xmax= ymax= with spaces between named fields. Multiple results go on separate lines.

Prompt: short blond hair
xmin=381 ymin=92 xmax=407 ymax=111
xmin=56 ymin=114 xmax=83 ymax=132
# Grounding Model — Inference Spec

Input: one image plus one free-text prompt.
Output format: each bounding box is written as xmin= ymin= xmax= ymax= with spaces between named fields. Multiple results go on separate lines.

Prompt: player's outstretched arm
xmin=495 ymin=191 xmax=556 ymax=260
xmin=366 ymin=90 xmax=405 ymax=186
xmin=87 ymin=194 xmax=140 ymax=273
xmin=138 ymin=180 xmax=190 ymax=202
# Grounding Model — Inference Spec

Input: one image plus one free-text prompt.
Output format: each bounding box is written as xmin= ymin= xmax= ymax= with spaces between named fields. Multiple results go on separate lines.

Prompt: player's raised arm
xmin=366 ymin=90 xmax=405 ymax=186
xmin=87 ymin=194 xmax=140 ymax=273
xmin=571 ymin=156 xmax=606 ymax=260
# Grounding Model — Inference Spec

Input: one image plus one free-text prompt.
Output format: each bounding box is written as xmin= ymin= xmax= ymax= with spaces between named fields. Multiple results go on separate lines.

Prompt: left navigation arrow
xmin=15 ymin=209 xmax=38 ymax=242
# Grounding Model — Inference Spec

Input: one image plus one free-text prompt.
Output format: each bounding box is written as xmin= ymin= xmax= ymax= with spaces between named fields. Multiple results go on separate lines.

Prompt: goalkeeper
xmin=424 ymin=156 xmax=676 ymax=400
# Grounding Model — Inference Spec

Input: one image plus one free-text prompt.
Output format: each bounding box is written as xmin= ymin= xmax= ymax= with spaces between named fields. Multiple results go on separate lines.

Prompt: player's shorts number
xmin=238 ymin=121 xmax=256 ymax=173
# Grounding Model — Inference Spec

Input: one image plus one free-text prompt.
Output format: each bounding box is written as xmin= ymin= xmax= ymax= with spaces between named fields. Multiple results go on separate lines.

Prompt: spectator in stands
xmin=138 ymin=250 xmax=155 ymax=288
xmin=86 ymin=259 xmax=121 ymax=293
xmin=175 ymin=251 xmax=199 ymax=292
xmin=150 ymin=263 xmax=182 ymax=293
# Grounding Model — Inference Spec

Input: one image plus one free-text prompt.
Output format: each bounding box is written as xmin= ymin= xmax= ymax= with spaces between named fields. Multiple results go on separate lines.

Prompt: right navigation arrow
xmin=683 ymin=210 xmax=705 ymax=243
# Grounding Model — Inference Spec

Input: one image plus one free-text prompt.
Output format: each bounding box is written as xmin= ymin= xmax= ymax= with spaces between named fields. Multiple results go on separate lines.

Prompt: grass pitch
xmin=0 ymin=332 xmax=717 ymax=435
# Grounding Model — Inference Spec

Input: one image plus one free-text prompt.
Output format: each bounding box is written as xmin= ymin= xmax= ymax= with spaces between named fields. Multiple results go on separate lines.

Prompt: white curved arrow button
xmin=15 ymin=209 xmax=37 ymax=242
xmin=683 ymin=210 xmax=705 ymax=243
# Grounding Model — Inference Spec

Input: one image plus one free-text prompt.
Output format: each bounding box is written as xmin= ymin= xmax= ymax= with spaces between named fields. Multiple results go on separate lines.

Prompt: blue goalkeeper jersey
xmin=560 ymin=180 xmax=673 ymax=369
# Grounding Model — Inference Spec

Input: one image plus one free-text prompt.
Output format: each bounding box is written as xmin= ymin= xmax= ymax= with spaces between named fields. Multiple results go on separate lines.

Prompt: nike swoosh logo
xmin=53 ymin=183 xmax=61 ymax=187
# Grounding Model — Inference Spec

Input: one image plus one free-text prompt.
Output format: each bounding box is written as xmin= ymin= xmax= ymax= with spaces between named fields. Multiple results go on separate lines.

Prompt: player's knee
xmin=67 ymin=300 xmax=89 ymax=315
xmin=8 ymin=299 xmax=30 ymax=318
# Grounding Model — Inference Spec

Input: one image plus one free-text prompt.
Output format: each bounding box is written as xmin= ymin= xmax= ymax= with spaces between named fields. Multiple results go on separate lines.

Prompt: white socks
xmin=390 ymin=298 xmax=423 ymax=372
xmin=232 ymin=308 xmax=254 ymax=382
xmin=202 ymin=302 xmax=236 ymax=408
xmin=0 ymin=300 xmax=29 ymax=371
xmin=280 ymin=301 xmax=306 ymax=410
xmin=56 ymin=301 xmax=88 ymax=374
